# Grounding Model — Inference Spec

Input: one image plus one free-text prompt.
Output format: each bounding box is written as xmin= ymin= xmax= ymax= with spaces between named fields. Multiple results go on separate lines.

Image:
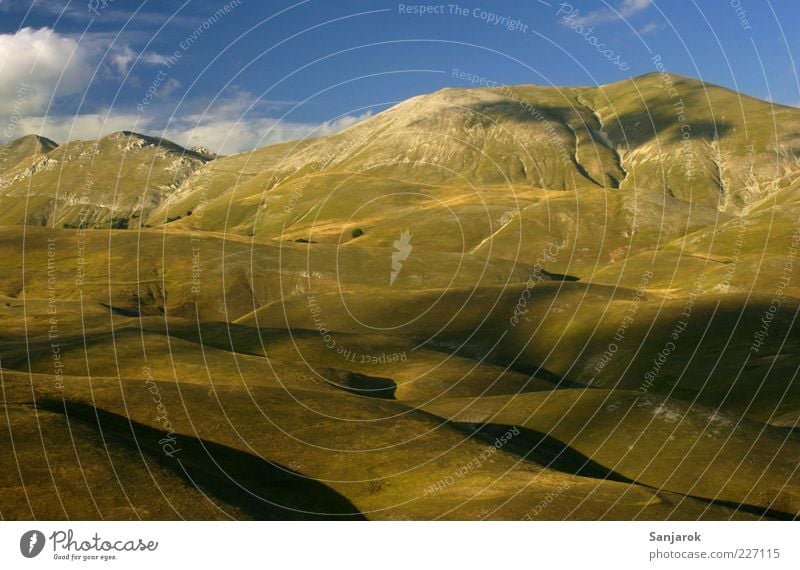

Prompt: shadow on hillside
xmin=600 ymin=92 xmax=733 ymax=148
xmin=458 ymin=422 xmax=797 ymax=521
xmin=455 ymin=421 xmax=632 ymax=482
xmin=321 ymin=368 xmax=397 ymax=399
xmin=539 ymin=269 xmax=580 ymax=282
xmin=37 ymin=398 xmax=366 ymax=520
xmin=462 ymin=93 xmax=733 ymax=150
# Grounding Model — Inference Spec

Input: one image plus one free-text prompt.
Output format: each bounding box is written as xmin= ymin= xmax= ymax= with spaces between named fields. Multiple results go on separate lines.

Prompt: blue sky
xmin=0 ymin=0 xmax=798 ymax=153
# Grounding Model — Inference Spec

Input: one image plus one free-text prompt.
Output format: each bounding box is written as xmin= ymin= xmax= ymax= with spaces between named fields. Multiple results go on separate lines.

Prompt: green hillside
xmin=1 ymin=73 xmax=799 ymax=520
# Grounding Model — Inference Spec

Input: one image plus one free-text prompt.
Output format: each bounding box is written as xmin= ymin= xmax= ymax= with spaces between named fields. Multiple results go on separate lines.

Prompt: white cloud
xmin=0 ymin=27 xmax=166 ymax=120
xmin=109 ymin=44 xmax=136 ymax=75
xmin=14 ymin=94 xmax=373 ymax=156
xmin=166 ymin=112 xmax=374 ymax=155
xmin=638 ymin=22 xmax=663 ymax=35
xmin=141 ymin=52 xmax=171 ymax=66
xmin=0 ymin=29 xmax=373 ymax=155
xmin=623 ymin=0 xmax=653 ymax=12
xmin=161 ymin=91 xmax=373 ymax=154
xmin=108 ymin=44 xmax=167 ymax=75
xmin=569 ymin=0 xmax=653 ymax=26
xmin=0 ymin=27 xmax=94 ymax=117
xmin=16 ymin=111 xmax=145 ymax=143
xmin=161 ymin=78 xmax=182 ymax=97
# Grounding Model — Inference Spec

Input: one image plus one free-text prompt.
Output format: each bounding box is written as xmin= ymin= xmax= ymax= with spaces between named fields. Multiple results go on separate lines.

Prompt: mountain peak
xmin=2 ymin=133 xmax=59 ymax=152
xmin=104 ymin=130 xmax=156 ymax=142
xmin=595 ymin=71 xmax=704 ymax=91
xmin=0 ymin=134 xmax=58 ymax=174
xmin=99 ymin=131 xmax=212 ymax=160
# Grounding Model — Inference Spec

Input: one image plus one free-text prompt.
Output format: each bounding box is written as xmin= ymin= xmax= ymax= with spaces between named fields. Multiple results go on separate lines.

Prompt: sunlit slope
xmin=586 ymin=73 xmax=800 ymax=210
xmin=8 ymin=223 xmax=795 ymax=425
xmin=1 ymin=312 xmax=556 ymax=403
xmin=2 ymin=72 xmax=799 ymax=521
xmin=423 ymin=390 xmax=800 ymax=516
xmin=589 ymin=176 xmax=800 ymax=296
xmin=0 ymin=226 xmax=531 ymax=322
xmin=149 ymin=137 xmax=318 ymax=227
xmin=471 ymin=187 xmax=727 ymax=278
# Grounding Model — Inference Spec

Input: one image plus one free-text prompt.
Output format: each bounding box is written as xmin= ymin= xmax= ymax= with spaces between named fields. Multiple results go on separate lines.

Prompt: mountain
xmin=0 ymin=133 xmax=57 ymax=173
xmin=2 ymin=74 xmax=799 ymax=521
xmin=4 ymin=73 xmax=799 ymax=233
xmin=0 ymin=131 xmax=210 ymax=228
xmin=152 ymin=72 xmax=800 ymax=234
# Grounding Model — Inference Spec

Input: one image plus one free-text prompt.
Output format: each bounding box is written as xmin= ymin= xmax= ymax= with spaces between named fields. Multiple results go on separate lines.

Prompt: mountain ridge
xmin=1 ymin=73 xmax=799 ymax=233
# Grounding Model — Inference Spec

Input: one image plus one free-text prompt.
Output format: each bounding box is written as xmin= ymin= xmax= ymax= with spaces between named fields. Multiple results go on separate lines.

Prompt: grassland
xmin=1 ymin=73 xmax=798 ymax=520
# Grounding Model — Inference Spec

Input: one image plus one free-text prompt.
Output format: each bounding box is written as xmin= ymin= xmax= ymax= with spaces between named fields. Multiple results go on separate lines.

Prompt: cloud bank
xmin=0 ymin=27 xmax=371 ymax=154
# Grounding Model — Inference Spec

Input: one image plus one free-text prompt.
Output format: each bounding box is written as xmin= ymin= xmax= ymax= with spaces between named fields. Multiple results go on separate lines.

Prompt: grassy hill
xmin=0 ymin=134 xmax=57 ymax=174
xmin=1 ymin=73 xmax=799 ymax=520
xmin=0 ymin=131 xmax=210 ymax=229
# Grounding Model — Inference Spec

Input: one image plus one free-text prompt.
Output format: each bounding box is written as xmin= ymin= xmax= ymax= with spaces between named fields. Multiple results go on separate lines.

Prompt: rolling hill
xmin=1 ymin=73 xmax=798 ymax=520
